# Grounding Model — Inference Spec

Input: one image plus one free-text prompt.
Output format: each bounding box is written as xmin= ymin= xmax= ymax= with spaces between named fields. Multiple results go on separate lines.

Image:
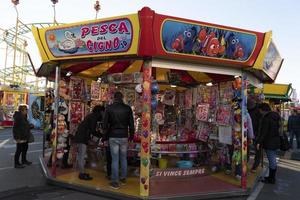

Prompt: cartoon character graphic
xmin=197 ymin=29 xmax=225 ymax=57
xmin=58 ymin=31 xmax=79 ymax=54
xmin=225 ymin=33 xmax=244 ymax=59
xmin=171 ymin=26 xmax=197 ymax=53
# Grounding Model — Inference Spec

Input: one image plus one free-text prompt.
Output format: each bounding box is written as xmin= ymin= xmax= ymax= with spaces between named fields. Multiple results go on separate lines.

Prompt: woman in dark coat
xmin=256 ymin=103 xmax=281 ymax=184
xmin=13 ymin=105 xmax=33 ymax=168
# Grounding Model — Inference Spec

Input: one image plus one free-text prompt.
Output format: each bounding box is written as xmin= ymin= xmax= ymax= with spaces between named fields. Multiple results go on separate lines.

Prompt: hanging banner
xmin=32 ymin=14 xmax=140 ymax=62
xmin=262 ymin=41 xmax=283 ymax=80
xmin=28 ymin=93 xmax=44 ymax=129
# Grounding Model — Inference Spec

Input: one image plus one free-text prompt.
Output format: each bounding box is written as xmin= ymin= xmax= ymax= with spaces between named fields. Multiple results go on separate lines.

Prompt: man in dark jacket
xmin=103 ymin=91 xmax=134 ymax=189
xmin=248 ymin=100 xmax=263 ymax=172
xmin=287 ymin=109 xmax=300 ymax=150
xmin=13 ymin=105 xmax=33 ymax=168
xmin=256 ymin=103 xmax=281 ymax=184
xmin=74 ymin=105 xmax=104 ymax=180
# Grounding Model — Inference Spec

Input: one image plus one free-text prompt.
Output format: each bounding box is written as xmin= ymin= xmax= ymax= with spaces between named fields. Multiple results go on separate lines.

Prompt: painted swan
xmin=58 ymin=31 xmax=79 ymax=54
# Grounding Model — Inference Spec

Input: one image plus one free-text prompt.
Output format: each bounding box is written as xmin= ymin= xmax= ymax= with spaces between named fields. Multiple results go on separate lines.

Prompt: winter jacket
xmin=74 ymin=111 xmax=102 ymax=145
xmin=257 ymin=111 xmax=281 ymax=150
xmin=248 ymin=106 xmax=262 ymax=137
xmin=103 ymin=100 xmax=134 ymax=139
xmin=13 ymin=111 xmax=31 ymax=141
xmin=287 ymin=114 xmax=300 ymax=132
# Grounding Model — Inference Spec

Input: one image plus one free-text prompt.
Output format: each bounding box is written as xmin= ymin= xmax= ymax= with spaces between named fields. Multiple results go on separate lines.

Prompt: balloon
xmin=151 ymin=81 xmax=159 ymax=94
xmin=151 ymin=98 xmax=158 ymax=109
xmin=135 ymin=84 xmax=143 ymax=93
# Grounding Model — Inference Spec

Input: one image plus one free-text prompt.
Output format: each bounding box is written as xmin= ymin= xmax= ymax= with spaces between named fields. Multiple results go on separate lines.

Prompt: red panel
xmin=138 ymin=7 xmax=156 ymax=57
xmin=106 ymin=60 xmax=132 ymax=74
xmin=65 ymin=61 xmax=103 ymax=74
xmin=206 ymin=73 xmax=233 ymax=82
xmin=152 ymin=13 xmax=265 ymax=67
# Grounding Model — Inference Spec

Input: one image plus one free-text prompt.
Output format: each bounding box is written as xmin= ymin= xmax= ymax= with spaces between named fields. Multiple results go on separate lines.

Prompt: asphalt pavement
xmin=1 ymin=127 xmax=300 ymax=200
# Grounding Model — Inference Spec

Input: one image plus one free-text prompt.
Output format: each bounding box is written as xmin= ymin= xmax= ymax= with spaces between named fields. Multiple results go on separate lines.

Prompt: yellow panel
xmin=156 ymin=68 xmax=170 ymax=82
xmin=263 ymin=84 xmax=289 ymax=95
xmin=188 ymin=71 xmax=211 ymax=83
xmin=253 ymin=31 xmax=272 ymax=70
xmin=56 ymin=169 xmax=140 ymax=197
xmin=123 ymin=60 xmax=143 ymax=74
xmin=32 ymin=14 xmax=140 ymax=64
xmin=78 ymin=62 xmax=116 ymax=78
xmin=159 ymin=85 xmax=186 ymax=91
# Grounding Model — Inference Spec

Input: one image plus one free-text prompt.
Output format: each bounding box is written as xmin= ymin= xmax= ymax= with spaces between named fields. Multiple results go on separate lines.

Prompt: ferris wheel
xmin=0 ymin=23 xmax=58 ymax=90
xmin=0 ymin=1 xmax=102 ymax=91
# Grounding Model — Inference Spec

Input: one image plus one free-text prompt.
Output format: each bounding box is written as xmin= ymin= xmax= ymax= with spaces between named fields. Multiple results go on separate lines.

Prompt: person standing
xmin=287 ymin=109 xmax=300 ymax=150
xmin=103 ymin=91 xmax=134 ymax=189
xmin=74 ymin=105 xmax=104 ymax=180
xmin=248 ymin=100 xmax=262 ymax=172
xmin=13 ymin=105 xmax=33 ymax=168
xmin=256 ymin=103 xmax=281 ymax=184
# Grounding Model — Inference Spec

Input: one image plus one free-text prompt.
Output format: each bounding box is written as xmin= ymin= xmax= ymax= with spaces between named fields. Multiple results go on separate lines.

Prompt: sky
xmin=0 ymin=0 xmax=300 ymax=98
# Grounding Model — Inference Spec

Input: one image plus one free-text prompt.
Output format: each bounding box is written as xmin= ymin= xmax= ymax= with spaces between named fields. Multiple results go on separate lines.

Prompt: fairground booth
xmin=33 ymin=7 xmax=283 ymax=199
xmin=255 ymin=83 xmax=293 ymax=122
xmin=0 ymin=85 xmax=28 ymax=127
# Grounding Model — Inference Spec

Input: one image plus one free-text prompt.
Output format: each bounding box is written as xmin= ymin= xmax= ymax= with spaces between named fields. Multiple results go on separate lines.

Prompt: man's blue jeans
xmin=265 ymin=149 xmax=277 ymax=170
xmin=109 ymin=138 xmax=128 ymax=183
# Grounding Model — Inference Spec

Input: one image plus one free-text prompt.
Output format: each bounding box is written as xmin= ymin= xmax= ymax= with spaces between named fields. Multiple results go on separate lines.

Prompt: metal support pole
xmin=12 ymin=6 xmax=19 ymax=83
xmin=51 ymin=66 xmax=60 ymax=177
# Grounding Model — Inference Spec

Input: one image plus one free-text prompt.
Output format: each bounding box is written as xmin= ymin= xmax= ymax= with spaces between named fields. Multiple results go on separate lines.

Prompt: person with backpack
xmin=256 ymin=103 xmax=281 ymax=184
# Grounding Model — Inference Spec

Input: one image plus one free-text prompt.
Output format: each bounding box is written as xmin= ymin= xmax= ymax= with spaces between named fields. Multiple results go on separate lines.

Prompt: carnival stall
xmin=33 ymin=7 xmax=283 ymax=199
xmin=0 ymin=85 xmax=28 ymax=127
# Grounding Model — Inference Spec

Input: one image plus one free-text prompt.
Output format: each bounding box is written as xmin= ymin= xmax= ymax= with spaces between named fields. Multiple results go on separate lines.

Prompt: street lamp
xmin=94 ymin=0 xmax=101 ymax=19
xmin=11 ymin=0 xmax=20 ymax=83
xmin=51 ymin=0 xmax=59 ymax=25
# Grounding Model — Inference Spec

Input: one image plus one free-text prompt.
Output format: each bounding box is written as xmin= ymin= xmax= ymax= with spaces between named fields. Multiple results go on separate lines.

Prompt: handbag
xmin=280 ymin=133 xmax=290 ymax=151
xmin=28 ymin=132 xmax=34 ymax=143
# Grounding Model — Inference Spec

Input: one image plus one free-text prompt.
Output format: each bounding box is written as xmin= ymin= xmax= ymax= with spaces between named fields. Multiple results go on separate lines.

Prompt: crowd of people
xmin=12 ymin=91 xmax=299 ymax=188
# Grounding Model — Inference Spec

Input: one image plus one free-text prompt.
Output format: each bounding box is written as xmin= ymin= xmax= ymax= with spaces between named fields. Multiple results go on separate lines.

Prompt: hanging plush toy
xmin=52 ymin=114 xmax=69 ymax=159
xmin=59 ymin=80 xmax=71 ymax=100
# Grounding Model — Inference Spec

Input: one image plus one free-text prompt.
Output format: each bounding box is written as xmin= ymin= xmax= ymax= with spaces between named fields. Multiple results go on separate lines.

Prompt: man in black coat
xmin=13 ymin=105 xmax=33 ymax=168
xmin=74 ymin=105 xmax=104 ymax=180
xmin=287 ymin=109 xmax=300 ymax=150
xmin=103 ymin=91 xmax=134 ymax=189
xmin=256 ymin=103 xmax=281 ymax=184
xmin=248 ymin=100 xmax=262 ymax=172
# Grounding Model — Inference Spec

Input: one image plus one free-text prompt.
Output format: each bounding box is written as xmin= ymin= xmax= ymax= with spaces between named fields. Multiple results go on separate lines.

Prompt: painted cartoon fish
xmin=225 ymin=33 xmax=244 ymax=59
xmin=200 ymin=32 xmax=225 ymax=57
xmin=172 ymin=26 xmax=197 ymax=53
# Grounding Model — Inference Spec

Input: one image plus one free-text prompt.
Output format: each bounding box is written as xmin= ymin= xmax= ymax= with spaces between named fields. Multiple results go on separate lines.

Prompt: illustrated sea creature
xmin=172 ymin=26 xmax=197 ymax=53
xmin=199 ymin=30 xmax=225 ymax=57
xmin=58 ymin=31 xmax=79 ymax=54
xmin=225 ymin=33 xmax=244 ymax=59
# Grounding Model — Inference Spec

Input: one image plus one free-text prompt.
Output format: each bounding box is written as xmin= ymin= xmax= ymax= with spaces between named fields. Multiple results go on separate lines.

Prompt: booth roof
xmin=255 ymin=83 xmax=293 ymax=101
xmin=59 ymin=59 xmax=233 ymax=86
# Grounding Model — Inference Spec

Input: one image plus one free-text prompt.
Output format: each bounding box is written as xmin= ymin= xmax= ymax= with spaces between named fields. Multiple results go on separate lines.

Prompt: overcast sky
xmin=0 ymin=0 xmax=299 ymax=97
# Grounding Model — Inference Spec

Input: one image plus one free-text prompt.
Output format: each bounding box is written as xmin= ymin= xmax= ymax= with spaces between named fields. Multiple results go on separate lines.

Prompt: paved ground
xmin=0 ymin=128 xmax=111 ymax=200
xmin=1 ymin=127 xmax=300 ymax=200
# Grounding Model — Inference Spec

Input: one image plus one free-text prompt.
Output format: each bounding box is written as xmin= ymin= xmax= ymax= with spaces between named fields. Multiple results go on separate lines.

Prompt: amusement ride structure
xmin=0 ymin=0 xmax=101 ymax=90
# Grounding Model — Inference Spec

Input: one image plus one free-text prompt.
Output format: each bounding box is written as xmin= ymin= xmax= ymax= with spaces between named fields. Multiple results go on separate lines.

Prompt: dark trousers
xmin=105 ymin=146 xmax=112 ymax=176
xmin=15 ymin=142 xmax=29 ymax=164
